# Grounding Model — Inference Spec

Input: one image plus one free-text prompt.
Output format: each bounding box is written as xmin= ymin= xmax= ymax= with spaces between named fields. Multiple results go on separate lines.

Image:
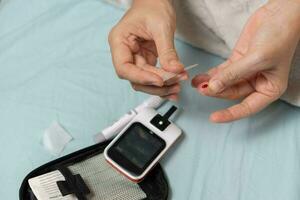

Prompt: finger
xmin=141 ymin=40 xmax=158 ymax=57
xmin=111 ymin=42 xmax=163 ymax=86
xmin=162 ymin=93 xmax=179 ymax=101
xmin=210 ymin=92 xmax=277 ymax=123
xmin=144 ymin=50 xmax=157 ymax=66
xmin=199 ymin=60 xmax=232 ymax=88
xmin=153 ymin=27 xmax=185 ymax=74
xmin=204 ymin=27 xmax=255 ymax=81
xmin=207 ymin=60 xmax=231 ymax=77
xmin=193 ymin=59 xmax=243 ymax=89
xmin=138 ymin=63 xmax=185 ymax=86
xmin=126 ymin=34 xmax=140 ymax=53
xmin=191 ymin=61 xmax=230 ymax=88
xmin=134 ymin=53 xmax=147 ymax=67
xmin=133 ymin=54 xmax=178 ymax=84
xmin=140 ymin=41 xmax=158 ymax=66
xmin=208 ymin=52 xmax=270 ymax=94
xmin=197 ymin=80 xmax=254 ymax=100
xmin=191 ymin=74 xmax=211 ymax=88
xmin=164 ymin=71 xmax=188 ymax=86
xmin=131 ymin=83 xmax=180 ymax=96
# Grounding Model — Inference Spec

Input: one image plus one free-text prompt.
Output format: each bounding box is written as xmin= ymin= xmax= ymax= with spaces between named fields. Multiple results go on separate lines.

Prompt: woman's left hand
xmin=192 ymin=0 xmax=300 ymax=123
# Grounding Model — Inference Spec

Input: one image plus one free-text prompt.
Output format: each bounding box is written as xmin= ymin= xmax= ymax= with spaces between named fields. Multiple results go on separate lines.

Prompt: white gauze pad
xmin=42 ymin=121 xmax=73 ymax=156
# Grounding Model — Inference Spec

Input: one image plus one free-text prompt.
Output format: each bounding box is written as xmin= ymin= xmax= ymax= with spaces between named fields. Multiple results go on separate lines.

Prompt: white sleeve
xmin=280 ymin=42 xmax=300 ymax=107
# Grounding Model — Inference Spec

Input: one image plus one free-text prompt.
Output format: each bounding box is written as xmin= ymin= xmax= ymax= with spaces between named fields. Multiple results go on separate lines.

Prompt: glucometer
xmin=104 ymin=106 xmax=182 ymax=182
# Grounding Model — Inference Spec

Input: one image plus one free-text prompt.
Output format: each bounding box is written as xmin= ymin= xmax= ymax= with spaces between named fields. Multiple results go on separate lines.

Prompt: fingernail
xmin=209 ymin=80 xmax=223 ymax=93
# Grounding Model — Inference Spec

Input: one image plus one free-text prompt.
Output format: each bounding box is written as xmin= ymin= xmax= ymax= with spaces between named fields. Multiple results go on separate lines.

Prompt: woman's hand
xmin=108 ymin=0 xmax=187 ymax=100
xmin=192 ymin=0 xmax=300 ymax=123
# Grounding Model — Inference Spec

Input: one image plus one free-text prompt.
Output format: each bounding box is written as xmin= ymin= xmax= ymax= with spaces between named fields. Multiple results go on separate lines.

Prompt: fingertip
xmin=162 ymin=71 xmax=186 ymax=85
xmin=151 ymin=75 xmax=164 ymax=87
xmin=163 ymin=60 xmax=184 ymax=74
xmin=209 ymin=112 xmax=224 ymax=123
xmin=209 ymin=110 xmax=233 ymax=123
xmin=156 ymin=80 xmax=165 ymax=87
xmin=160 ymin=94 xmax=178 ymax=101
xmin=170 ymin=84 xmax=181 ymax=94
xmin=167 ymin=94 xmax=179 ymax=101
xmin=191 ymin=74 xmax=210 ymax=88
xmin=196 ymin=82 xmax=209 ymax=94
xmin=200 ymin=82 xmax=209 ymax=89
xmin=178 ymin=72 xmax=189 ymax=81
xmin=191 ymin=77 xmax=198 ymax=88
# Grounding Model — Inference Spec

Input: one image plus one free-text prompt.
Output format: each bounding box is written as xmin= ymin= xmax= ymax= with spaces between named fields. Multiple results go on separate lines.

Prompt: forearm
xmin=266 ymin=0 xmax=300 ymax=39
xmin=131 ymin=0 xmax=175 ymax=14
xmin=133 ymin=0 xmax=171 ymax=3
xmin=132 ymin=0 xmax=172 ymax=7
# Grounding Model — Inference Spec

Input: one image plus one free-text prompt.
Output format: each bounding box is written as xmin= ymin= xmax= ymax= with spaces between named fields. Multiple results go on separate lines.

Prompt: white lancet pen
xmin=94 ymin=64 xmax=199 ymax=143
xmin=94 ymin=95 xmax=166 ymax=143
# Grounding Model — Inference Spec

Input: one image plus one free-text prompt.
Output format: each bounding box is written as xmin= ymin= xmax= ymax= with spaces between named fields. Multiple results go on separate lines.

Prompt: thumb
xmin=153 ymin=29 xmax=184 ymax=74
xmin=208 ymin=53 xmax=266 ymax=94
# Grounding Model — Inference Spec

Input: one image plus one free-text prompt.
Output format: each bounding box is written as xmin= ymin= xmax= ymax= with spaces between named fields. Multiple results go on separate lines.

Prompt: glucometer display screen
xmin=107 ymin=122 xmax=166 ymax=175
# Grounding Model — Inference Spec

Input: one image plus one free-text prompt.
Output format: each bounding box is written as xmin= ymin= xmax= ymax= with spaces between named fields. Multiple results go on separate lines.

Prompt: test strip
xmin=163 ymin=63 xmax=199 ymax=82
xmin=184 ymin=63 xmax=199 ymax=71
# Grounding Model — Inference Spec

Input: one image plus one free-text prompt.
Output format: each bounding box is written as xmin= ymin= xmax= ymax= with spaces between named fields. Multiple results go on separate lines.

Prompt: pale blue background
xmin=1 ymin=0 xmax=300 ymax=199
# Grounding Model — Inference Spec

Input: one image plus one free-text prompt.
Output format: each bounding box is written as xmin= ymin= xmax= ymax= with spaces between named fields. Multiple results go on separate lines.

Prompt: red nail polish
xmin=201 ymin=83 xmax=208 ymax=89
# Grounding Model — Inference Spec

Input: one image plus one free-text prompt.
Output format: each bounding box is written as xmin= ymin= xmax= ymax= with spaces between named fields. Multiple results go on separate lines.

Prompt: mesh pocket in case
xmin=19 ymin=141 xmax=168 ymax=200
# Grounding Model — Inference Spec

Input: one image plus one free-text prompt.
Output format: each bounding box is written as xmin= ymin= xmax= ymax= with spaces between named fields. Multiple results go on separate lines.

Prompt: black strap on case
xmin=57 ymin=167 xmax=90 ymax=200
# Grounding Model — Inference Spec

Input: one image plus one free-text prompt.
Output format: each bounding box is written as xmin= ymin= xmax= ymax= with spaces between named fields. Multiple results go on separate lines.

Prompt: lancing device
xmin=94 ymin=96 xmax=166 ymax=143
xmin=94 ymin=63 xmax=199 ymax=143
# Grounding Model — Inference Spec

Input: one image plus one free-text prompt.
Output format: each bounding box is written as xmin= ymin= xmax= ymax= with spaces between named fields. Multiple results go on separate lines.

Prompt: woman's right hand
xmin=108 ymin=0 xmax=187 ymax=100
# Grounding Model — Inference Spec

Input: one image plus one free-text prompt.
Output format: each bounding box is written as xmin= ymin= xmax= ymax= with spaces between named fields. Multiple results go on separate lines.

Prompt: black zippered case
xmin=19 ymin=141 xmax=169 ymax=200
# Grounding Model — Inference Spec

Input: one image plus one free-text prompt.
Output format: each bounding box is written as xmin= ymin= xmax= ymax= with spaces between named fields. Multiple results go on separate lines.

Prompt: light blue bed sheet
xmin=1 ymin=1 xmax=300 ymax=200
